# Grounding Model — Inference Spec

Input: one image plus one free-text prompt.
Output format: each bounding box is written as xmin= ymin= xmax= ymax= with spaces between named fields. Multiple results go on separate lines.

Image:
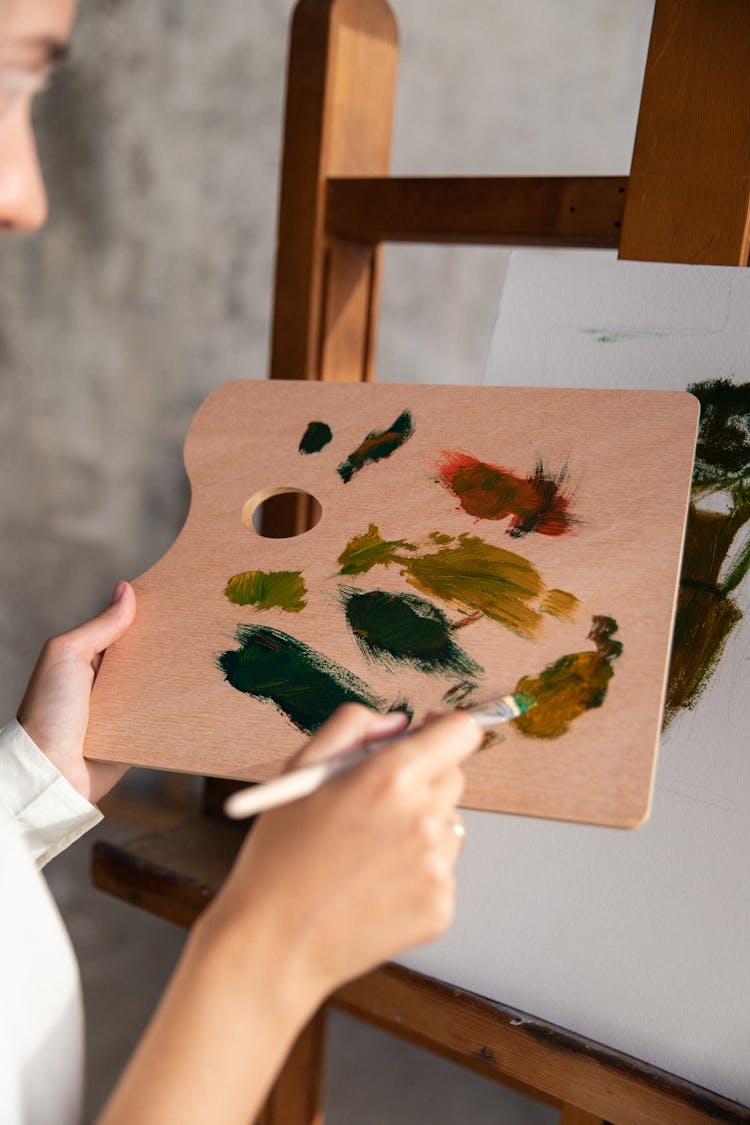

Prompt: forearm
xmin=97 ymin=902 xmax=322 ymax=1125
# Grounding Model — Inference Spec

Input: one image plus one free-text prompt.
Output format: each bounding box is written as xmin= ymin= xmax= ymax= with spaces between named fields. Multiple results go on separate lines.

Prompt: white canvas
xmin=399 ymin=251 xmax=750 ymax=1104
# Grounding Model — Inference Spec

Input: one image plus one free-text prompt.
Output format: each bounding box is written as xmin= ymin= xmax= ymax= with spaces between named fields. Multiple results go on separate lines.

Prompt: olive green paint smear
xmin=299 ymin=421 xmax=332 ymax=455
xmin=340 ymin=587 xmax=483 ymax=680
xmin=513 ymin=616 xmax=622 ymax=739
xmin=338 ymin=523 xmax=417 ymax=575
xmin=665 ymin=379 xmax=750 ymax=725
xmin=217 ymin=625 xmax=385 ymax=735
xmin=404 ymin=534 xmax=551 ymax=638
xmin=337 ymin=410 xmax=414 ymax=483
xmin=224 ymin=570 xmax=307 ymax=612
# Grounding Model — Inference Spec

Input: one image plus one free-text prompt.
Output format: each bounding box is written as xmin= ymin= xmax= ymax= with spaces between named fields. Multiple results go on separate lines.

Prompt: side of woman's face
xmin=0 ymin=0 xmax=77 ymax=231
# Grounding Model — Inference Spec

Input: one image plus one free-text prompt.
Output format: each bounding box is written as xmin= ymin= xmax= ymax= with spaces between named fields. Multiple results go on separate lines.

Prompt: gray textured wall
xmin=0 ymin=0 xmax=653 ymax=716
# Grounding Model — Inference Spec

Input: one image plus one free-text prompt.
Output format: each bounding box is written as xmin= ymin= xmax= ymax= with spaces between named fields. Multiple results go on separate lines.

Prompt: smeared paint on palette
xmin=513 ymin=616 xmax=622 ymax=738
xmin=338 ymin=409 xmax=414 ymax=483
xmin=224 ymin=569 xmax=307 ymax=612
xmin=85 ymin=380 xmax=697 ymax=829
xmin=340 ymin=587 xmax=483 ymax=680
xmin=437 ymin=452 xmax=576 ymax=538
xmin=217 ymin=625 xmax=387 ymax=734
xmin=299 ymin=421 xmax=332 ymax=454
xmin=337 ymin=525 xmax=580 ymax=638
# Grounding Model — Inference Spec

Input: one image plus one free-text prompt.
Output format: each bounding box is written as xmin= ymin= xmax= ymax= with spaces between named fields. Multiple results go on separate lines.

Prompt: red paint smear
xmin=437 ymin=452 xmax=575 ymax=537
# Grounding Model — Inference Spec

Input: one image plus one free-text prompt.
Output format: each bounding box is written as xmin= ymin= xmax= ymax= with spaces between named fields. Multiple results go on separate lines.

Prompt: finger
xmin=62 ymin=581 xmax=137 ymax=662
xmin=429 ymin=764 xmax=466 ymax=811
xmin=291 ymin=704 xmax=410 ymax=768
xmin=393 ymin=710 xmax=483 ymax=782
xmin=446 ymin=813 xmax=466 ymax=854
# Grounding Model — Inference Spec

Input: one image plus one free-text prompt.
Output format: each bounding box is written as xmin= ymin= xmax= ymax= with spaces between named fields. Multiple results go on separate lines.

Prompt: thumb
xmin=66 ymin=580 xmax=137 ymax=662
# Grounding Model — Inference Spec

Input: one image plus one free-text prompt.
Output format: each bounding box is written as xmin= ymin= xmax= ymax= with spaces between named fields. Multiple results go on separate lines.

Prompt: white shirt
xmin=0 ymin=719 xmax=102 ymax=1125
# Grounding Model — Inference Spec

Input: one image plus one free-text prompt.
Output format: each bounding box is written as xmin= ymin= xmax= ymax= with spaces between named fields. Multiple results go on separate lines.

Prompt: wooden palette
xmin=86 ymin=380 xmax=698 ymax=827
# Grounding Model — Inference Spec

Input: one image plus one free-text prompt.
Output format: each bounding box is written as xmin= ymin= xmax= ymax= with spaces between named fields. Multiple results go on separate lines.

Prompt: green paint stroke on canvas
xmin=666 ymin=379 xmax=750 ymax=724
xmin=337 ymin=410 xmax=414 ymax=483
xmin=340 ymin=587 xmax=483 ymax=680
xmin=217 ymin=625 xmax=386 ymax=735
xmin=299 ymin=421 xmax=332 ymax=455
xmin=513 ymin=616 xmax=622 ymax=739
xmin=224 ymin=570 xmax=307 ymax=613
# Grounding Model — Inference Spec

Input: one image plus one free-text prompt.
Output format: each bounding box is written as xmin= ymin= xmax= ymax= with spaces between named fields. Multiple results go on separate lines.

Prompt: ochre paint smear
xmin=437 ymin=452 xmax=575 ymax=538
xmin=404 ymin=534 xmax=550 ymax=638
xmin=340 ymin=587 xmax=483 ymax=680
xmin=338 ymin=523 xmax=417 ymax=575
xmin=224 ymin=570 xmax=307 ymax=612
xmin=540 ymin=588 xmax=580 ymax=621
xmin=665 ymin=379 xmax=750 ymax=724
xmin=513 ymin=616 xmax=622 ymax=739
xmin=299 ymin=421 xmax=333 ymax=455
xmin=217 ymin=625 xmax=385 ymax=734
xmin=337 ymin=410 xmax=414 ymax=483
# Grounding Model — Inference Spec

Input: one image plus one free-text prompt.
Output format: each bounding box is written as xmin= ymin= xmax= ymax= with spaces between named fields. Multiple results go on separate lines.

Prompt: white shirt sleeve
xmin=0 ymin=718 xmax=102 ymax=868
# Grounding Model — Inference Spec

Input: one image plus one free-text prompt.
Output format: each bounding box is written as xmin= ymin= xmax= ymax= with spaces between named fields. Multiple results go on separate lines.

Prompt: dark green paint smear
xmin=299 ymin=421 xmax=332 ymax=455
xmin=513 ymin=616 xmax=622 ymax=739
xmin=690 ymin=379 xmax=750 ymax=490
xmin=217 ymin=625 xmax=385 ymax=735
xmin=666 ymin=379 xmax=750 ymax=724
xmin=340 ymin=587 xmax=483 ymax=680
xmin=337 ymin=410 xmax=414 ymax=483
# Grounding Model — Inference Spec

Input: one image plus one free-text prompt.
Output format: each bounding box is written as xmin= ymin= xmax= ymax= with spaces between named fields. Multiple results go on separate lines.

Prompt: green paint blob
xmin=217 ymin=625 xmax=385 ymax=735
xmin=689 ymin=379 xmax=750 ymax=490
xmin=338 ymin=523 xmax=417 ymax=575
xmin=224 ymin=570 xmax=307 ymax=612
xmin=341 ymin=587 xmax=483 ymax=680
xmin=337 ymin=410 xmax=414 ymax=483
xmin=513 ymin=616 xmax=622 ymax=739
xmin=299 ymin=421 xmax=333 ymax=455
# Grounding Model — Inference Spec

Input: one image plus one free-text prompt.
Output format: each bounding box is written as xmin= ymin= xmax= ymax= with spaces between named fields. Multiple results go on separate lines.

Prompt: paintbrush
xmin=223 ymin=691 xmax=536 ymax=820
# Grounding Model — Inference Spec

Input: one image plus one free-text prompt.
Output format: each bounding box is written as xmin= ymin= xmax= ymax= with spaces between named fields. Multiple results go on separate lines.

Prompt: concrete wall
xmin=0 ymin=0 xmax=653 ymax=716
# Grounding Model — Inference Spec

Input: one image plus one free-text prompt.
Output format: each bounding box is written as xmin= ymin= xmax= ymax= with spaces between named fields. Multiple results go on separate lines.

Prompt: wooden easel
xmin=92 ymin=2 xmax=750 ymax=1121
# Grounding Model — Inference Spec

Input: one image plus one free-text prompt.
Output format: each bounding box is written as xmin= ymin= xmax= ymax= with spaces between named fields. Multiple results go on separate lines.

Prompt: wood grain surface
xmin=86 ymin=380 xmax=698 ymax=827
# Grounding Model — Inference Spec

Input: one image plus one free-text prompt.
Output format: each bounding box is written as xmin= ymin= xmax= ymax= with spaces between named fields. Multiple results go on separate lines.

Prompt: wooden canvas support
xmin=619 ymin=0 xmax=750 ymax=265
xmin=326 ymin=175 xmax=627 ymax=247
xmin=270 ymin=0 xmax=398 ymax=385
xmin=256 ymin=1012 xmax=327 ymax=1125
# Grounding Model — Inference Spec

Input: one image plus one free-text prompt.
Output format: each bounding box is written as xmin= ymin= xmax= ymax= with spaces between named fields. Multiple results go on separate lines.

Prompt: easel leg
xmin=561 ymin=1105 xmax=608 ymax=1125
xmin=255 ymin=1008 xmax=327 ymax=1125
